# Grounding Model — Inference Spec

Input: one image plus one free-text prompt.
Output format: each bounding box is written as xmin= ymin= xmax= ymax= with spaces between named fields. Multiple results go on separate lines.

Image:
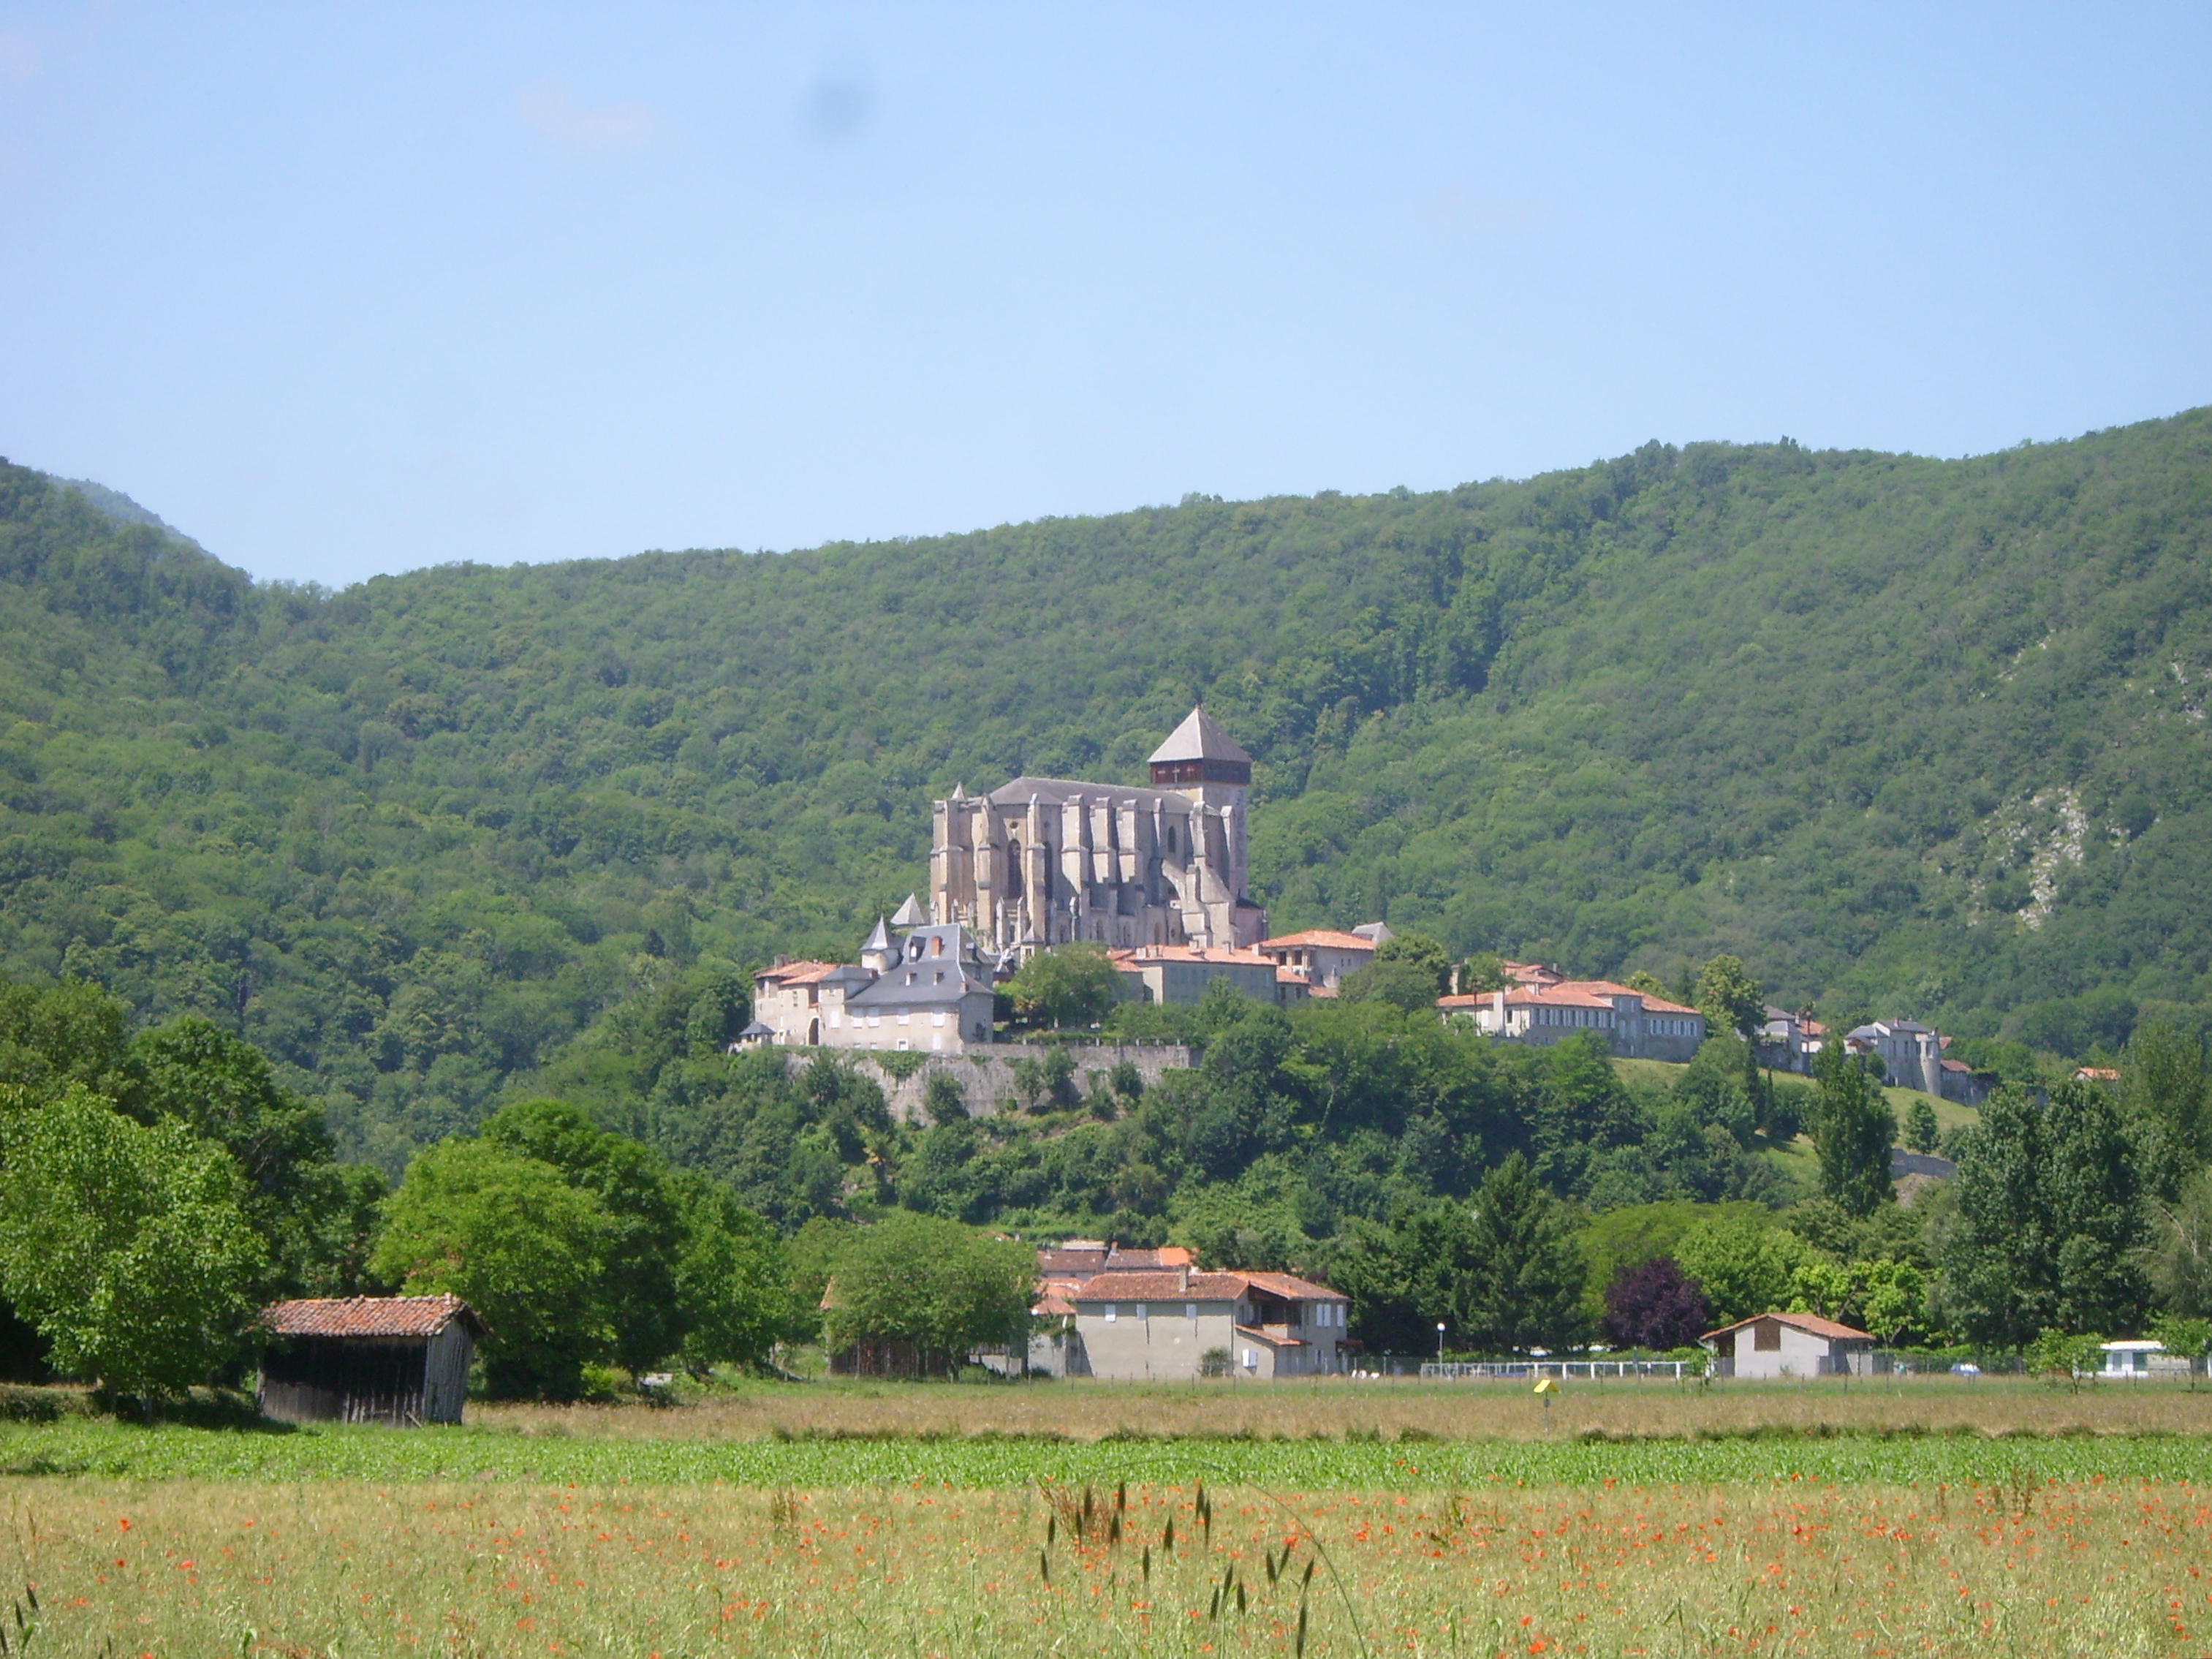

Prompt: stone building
xmin=1064 ymin=1267 xmax=1349 ymax=1380
xmin=1256 ymin=929 xmax=1379 ymax=994
xmin=1439 ymin=980 xmax=1707 ymax=1062
xmin=751 ymin=912 xmax=998 ymax=1054
xmin=927 ymin=707 xmax=1268 ymax=957
xmin=1108 ymin=942 xmax=1306 ymax=1007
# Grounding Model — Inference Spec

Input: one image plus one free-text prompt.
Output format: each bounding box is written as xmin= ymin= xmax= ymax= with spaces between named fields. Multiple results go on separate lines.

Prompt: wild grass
xmin=9 ymin=1473 xmax=2212 ymax=1655
xmin=474 ymin=1372 xmax=2212 ymax=1446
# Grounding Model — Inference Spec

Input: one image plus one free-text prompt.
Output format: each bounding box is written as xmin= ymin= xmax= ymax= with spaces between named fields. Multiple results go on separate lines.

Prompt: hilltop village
xmin=744 ymin=706 xmax=1983 ymax=1102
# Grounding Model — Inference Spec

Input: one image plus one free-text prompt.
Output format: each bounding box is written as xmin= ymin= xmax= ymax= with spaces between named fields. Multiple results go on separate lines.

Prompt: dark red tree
xmin=1601 ymin=1255 xmax=1712 ymax=1351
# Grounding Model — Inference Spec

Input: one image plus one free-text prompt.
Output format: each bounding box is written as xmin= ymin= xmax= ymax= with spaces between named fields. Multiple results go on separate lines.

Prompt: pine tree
xmin=1806 ymin=1042 xmax=1895 ymax=1217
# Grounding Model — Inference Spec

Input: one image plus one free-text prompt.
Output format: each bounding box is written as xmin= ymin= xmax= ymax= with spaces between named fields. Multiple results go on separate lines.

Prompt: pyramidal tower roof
xmin=1148 ymin=706 xmax=1251 ymax=767
xmin=863 ymin=915 xmax=893 ymax=953
xmin=890 ymin=893 xmax=927 ymax=928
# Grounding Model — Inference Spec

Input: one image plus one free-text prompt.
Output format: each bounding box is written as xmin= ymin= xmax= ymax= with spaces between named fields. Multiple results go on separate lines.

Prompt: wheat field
xmin=8 ymin=1471 xmax=2211 ymax=1657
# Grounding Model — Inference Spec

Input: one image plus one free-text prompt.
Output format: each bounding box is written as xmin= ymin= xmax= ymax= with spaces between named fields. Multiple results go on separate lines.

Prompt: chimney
xmin=1179 ymin=1263 xmax=1192 ymax=1293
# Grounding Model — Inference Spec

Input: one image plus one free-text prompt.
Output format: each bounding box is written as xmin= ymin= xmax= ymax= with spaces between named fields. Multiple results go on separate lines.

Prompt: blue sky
xmin=1 ymin=4 xmax=2207 ymax=586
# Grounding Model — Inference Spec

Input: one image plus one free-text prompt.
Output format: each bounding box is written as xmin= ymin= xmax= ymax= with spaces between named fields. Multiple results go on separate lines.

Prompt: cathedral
xmin=928 ymin=707 xmax=1268 ymax=956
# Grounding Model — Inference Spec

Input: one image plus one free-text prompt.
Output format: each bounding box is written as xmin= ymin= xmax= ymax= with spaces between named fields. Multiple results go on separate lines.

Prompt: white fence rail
xmin=1417 ymin=1359 xmax=1689 ymax=1381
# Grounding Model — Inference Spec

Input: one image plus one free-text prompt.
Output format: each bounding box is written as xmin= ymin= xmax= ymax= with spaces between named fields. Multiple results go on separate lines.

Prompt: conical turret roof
xmin=863 ymin=915 xmax=893 ymax=952
xmin=1148 ymin=706 xmax=1251 ymax=766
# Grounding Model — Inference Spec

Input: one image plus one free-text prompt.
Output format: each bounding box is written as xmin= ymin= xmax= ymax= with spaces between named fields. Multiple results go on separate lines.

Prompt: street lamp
xmin=1436 ymin=1322 xmax=1447 ymax=1364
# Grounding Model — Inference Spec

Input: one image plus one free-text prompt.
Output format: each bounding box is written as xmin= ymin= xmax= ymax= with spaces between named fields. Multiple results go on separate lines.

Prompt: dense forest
xmin=4 ymin=409 xmax=2212 ymax=1165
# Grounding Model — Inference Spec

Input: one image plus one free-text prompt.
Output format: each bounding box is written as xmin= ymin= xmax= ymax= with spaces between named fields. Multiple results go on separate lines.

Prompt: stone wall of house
xmin=783 ymin=1043 xmax=1194 ymax=1122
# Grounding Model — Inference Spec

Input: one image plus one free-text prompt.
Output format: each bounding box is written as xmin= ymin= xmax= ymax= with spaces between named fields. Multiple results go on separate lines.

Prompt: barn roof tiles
xmin=262 ymin=1295 xmax=482 ymax=1339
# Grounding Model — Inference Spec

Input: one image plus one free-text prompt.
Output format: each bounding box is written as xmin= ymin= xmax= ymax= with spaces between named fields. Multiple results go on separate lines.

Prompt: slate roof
xmin=262 ymin=1295 xmax=482 ymax=1339
xmin=983 ymin=776 xmax=1197 ymax=812
xmin=1148 ymin=707 xmax=1252 ymax=766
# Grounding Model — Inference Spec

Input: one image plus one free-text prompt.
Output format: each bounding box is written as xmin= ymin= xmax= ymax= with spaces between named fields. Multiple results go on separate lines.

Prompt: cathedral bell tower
xmin=1148 ymin=706 xmax=1262 ymax=945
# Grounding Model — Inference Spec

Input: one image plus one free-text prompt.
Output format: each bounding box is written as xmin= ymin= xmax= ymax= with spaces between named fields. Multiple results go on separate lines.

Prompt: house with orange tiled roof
xmin=1063 ymin=1264 xmax=1349 ymax=1380
xmin=1439 ymin=980 xmax=1705 ymax=1062
xmin=1108 ymin=942 xmax=1309 ymax=1008
xmin=1256 ymin=927 xmax=1383 ymax=992
xmin=1701 ymin=1311 xmax=1874 ymax=1379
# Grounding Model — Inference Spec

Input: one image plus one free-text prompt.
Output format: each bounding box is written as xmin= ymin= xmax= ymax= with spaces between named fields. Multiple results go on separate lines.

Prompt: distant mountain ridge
xmin=1 ymin=410 xmax=2208 ymax=1165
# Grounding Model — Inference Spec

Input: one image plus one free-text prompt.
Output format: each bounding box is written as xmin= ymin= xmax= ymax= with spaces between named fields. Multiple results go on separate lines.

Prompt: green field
xmin=6 ymin=1414 xmax=2208 ymax=1490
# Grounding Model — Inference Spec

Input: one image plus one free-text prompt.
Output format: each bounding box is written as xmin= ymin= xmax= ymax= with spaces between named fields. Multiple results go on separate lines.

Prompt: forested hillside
xmin=3 ymin=409 xmax=2210 ymax=1164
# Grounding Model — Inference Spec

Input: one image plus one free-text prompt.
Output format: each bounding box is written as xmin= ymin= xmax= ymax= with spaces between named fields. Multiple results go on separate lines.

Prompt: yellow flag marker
xmin=1532 ymin=1378 xmax=1558 ymax=1395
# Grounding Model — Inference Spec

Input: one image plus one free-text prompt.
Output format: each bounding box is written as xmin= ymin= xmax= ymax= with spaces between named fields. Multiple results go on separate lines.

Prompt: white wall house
xmin=1702 ymin=1312 xmax=1875 ymax=1380
xmin=1440 ymin=980 xmax=1707 ymax=1062
xmin=1065 ymin=1269 xmax=1349 ymax=1380
xmin=1256 ymin=929 xmax=1379 ymax=993
xmin=751 ymin=915 xmax=998 ymax=1054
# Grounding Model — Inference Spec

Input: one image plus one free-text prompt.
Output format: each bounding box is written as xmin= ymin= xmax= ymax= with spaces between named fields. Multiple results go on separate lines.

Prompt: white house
xmin=751 ymin=912 xmax=999 ymax=1054
xmin=1701 ymin=1312 xmax=1876 ymax=1379
xmin=1844 ymin=1020 xmax=1945 ymax=1097
xmin=1064 ymin=1268 xmax=1349 ymax=1380
xmin=2097 ymin=1339 xmax=2188 ymax=1380
xmin=1256 ymin=929 xmax=1380 ymax=994
xmin=1439 ymin=980 xmax=1707 ymax=1062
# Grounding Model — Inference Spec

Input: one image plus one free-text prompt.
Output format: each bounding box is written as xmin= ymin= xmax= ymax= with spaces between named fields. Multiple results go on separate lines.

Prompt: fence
xmin=1415 ymin=1359 xmax=1690 ymax=1382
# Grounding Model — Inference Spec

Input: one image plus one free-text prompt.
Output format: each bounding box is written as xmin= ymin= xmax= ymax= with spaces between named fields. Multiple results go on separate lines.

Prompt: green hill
xmin=4 ymin=409 xmax=2211 ymax=1163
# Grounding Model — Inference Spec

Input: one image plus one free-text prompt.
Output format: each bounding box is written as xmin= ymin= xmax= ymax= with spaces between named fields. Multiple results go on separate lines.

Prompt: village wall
xmin=783 ymin=1043 xmax=1194 ymax=1122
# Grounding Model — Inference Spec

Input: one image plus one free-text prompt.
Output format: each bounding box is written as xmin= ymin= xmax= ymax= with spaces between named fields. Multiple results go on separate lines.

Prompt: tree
xmin=817 ymin=1212 xmax=1034 ymax=1372
xmin=1937 ymin=1083 xmax=2150 ymax=1348
xmin=1004 ymin=944 xmax=1121 ymax=1029
xmin=480 ymin=1098 xmax=687 ymax=1375
xmin=0 ymin=1086 xmax=265 ymax=1397
xmin=923 ymin=1070 xmax=970 ymax=1125
xmin=1674 ymin=1214 xmax=1815 ymax=1326
xmin=1458 ymin=953 xmax=1510 ymax=994
xmin=1805 ymin=1040 xmax=1895 ymax=1217
xmin=1601 ymin=1256 xmax=1711 ymax=1350
xmin=127 ymin=1016 xmax=365 ymax=1297
xmin=2149 ymin=1168 xmax=2212 ymax=1316
xmin=1694 ymin=956 xmax=1765 ymax=1040
xmin=670 ymin=1173 xmax=795 ymax=1374
xmin=1342 ymin=932 xmax=1451 ymax=1013
xmin=1459 ymin=1154 xmax=1587 ymax=1352
xmin=371 ymin=1138 xmax=616 ymax=1398
xmin=2148 ymin=1312 xmax=2212 ymax=1388
xmin=1336 ymin=1201 xmax=1484 ymax=1356
xmin=1904 ymin=1097 xmax=1941 ymax=1155
xmin=2123 ymin=1019 xmax=2210 ymax=1200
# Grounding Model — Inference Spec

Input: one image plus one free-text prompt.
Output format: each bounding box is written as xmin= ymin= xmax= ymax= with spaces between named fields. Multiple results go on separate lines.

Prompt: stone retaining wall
xmin=784 ymin=1043 xmax=1194 ymax=1122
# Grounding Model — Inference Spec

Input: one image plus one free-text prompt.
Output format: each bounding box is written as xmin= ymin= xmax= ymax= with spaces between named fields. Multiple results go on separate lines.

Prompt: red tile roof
xmin=1701 ymin=1310 xmax=1872 ymax=1343
xmin=1259 ymin=930 xmax=1378 ymax=953
xmin=262 ymin=1295 xmax=480 ymax=1339
xmin=1439 ymin=982 xmax=1701 ymax=1016
xmin=754 ymin=960 xmax=845 ymax=985
xmin=1070 ymin=1269 xmax=1344 ymax=1303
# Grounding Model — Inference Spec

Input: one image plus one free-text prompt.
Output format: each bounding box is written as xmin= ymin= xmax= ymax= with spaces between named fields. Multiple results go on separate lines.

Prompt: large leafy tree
xmin=1335 ymin=1201 xmax=1484 ymax=1355
xmin=817 ymin=1212 xmax=1033 ymax=1372
xmin=1601 ymin=1256 xmax=1711 ymax=1351
xmin=0 ymin=1085 xmax=265 ymax=1397
xmin=480 ymin=1098 xmax=687 ymax=1375
xmin=1938 ymin=1082 xmax=2150 ymax=1345
xmin=1004 ymin=944 xmax=1121 ymax=1030
xmin=371 ymin=1137 xmax=616 ymax=1398
xmin=670 ymin=1172 xmax=798 ymax=1374
xmin=1805 ymin=1041 xmax=1895 ymax=1217
xmin=1341 ymin=932 xmax=1452 ymax=1014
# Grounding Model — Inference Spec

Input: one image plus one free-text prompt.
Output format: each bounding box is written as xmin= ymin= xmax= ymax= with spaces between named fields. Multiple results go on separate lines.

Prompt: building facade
xmin=1439 ymin=980 xmax=1707 ymax=1062
xmin=1065 ymin=1269 xmax=1349 ymax=1380
xmin=927 ymin=707 xmax=1268 ymax=957
xmin=1844 ymin=1021 xmax=1944 ymax=1097
xmin=1109 ymin=942 xmax=1306 ymax=1007
xmin=1257 ymin=929 xmax=1379 ymax=993
xmin=752 ymin=916 xmax=998 ymax=1054
xmin=1702 ymin=1312 xmax=1874 ymax=1380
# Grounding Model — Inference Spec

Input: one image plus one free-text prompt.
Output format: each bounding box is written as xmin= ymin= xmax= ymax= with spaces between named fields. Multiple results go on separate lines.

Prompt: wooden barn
xmin=258 ymin=1295 xmax=483 ymax=1426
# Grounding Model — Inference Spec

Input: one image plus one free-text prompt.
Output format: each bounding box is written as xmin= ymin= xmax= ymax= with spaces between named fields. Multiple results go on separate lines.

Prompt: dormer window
xmin=905 ymin=971 xmax=915 ymax=985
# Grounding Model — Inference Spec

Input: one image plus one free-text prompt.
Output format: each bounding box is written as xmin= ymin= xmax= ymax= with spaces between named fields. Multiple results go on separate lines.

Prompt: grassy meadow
xmin=7 ymin=1378 xmax=2212 ymax=1655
